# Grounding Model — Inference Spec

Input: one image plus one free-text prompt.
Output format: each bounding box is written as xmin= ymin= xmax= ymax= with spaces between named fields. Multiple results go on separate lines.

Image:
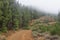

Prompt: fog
xmin=17 ymin=0 xmax=60 ymax=14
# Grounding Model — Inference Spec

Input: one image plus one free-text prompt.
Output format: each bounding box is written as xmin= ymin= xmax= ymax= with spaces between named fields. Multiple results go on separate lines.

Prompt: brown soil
xmin=6 ymin=30 xmax=34 ymax=40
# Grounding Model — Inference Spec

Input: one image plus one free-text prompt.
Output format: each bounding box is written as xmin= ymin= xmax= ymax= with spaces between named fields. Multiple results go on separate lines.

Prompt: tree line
xmin=1 ymin=0 xmax=60 ymax=33
xmin=0 ymin=0 xmax=46 ymax=32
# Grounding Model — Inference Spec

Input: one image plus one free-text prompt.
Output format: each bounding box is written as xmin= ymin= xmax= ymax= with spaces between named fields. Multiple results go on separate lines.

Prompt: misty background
xmin=17 ymin=0 xmax=60 ymax=14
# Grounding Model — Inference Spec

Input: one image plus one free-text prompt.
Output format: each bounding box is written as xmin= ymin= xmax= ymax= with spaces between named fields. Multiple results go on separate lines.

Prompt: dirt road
xmin=6 ymin=30 xmax=34 ymax=40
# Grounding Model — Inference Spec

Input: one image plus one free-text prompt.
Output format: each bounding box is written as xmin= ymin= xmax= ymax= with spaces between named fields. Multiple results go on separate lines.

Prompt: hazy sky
xmin=17 ymin=0 xmax=60 ymax=14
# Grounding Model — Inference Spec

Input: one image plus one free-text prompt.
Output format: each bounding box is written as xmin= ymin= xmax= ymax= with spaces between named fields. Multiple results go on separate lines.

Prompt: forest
xmin=0 ymin=0 xmax=60 ymax=40
xmin=0 ymin=0 xmax=47 ymax=32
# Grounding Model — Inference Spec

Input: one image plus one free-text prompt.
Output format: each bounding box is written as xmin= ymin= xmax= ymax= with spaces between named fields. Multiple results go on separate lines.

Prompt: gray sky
xmin=17 ymin=0 xmax=60 ymax=14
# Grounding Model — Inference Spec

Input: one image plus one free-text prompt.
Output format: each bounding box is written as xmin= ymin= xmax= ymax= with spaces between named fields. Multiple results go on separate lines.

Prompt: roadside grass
xmin=29 ymin=21 xmax=60 ymax=36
